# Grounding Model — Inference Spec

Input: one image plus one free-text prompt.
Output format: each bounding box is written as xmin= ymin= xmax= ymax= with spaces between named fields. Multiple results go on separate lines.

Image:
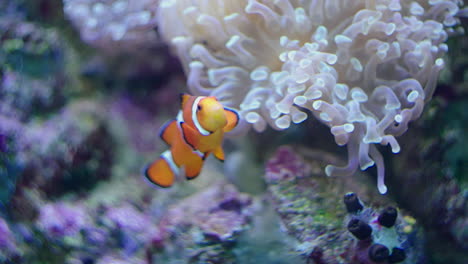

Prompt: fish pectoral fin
xmin=180 ymin=122 xmax=199 ymax=150
xmin=213 ymin=146 xmax=225 ymax=162
xmin=160 ymin=119 xmax=178 ymax=146
xmin=223 ymin=107 xmax=239 ymax=133
xmin=144 ymin=156 xmax=177 ymax=188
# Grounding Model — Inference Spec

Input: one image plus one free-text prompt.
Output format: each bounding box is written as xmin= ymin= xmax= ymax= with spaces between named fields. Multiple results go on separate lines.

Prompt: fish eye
xmin=197 ymin=105 xmax=202 ymax=111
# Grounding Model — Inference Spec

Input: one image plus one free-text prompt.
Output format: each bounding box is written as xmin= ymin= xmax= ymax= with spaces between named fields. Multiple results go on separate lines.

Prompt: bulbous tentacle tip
xmin=378 ymin=183 xmax=387 ymax=194
xmin=388 ymin=247 xmax=406 ymax=263
xmin=343 ymin=192 xmax=363 ymax=213
xmin=347 ymin=218 xmax=372 ymax=240
xmin=378 ymin=206 xmax=398 ymax=228
xmin=324 ymin=165 xmax=333 ymax=176
xmin=368 ymin=243 xmax=390 ymax=262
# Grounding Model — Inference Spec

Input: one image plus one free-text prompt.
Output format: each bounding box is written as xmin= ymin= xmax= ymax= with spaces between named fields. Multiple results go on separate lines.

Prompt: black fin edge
xmin=180 ymin=122 xmax=197 ymax=150
xmin=224 ymin=107 xmax=240 ymax=128
xmin=143 ymin=163 xmax=171 ymax=188
xmin=159 ymin=119 xmax=176 ymax=145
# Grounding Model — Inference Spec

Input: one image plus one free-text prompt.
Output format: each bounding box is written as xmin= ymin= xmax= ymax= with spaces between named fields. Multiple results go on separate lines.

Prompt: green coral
xmin=267 ymin=177 xmax=349 ymax=262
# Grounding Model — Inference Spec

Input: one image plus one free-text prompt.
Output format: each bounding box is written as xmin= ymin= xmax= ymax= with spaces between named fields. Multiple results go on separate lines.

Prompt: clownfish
xmin=145 ymin=94 xmax=239 ymax=187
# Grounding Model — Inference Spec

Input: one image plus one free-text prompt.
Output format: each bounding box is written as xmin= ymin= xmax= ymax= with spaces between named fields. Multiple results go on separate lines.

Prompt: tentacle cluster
xmin=157 ymin=0 xmax=463 ymax=193
xmin=64 ymin=0 xmax=159 ymax=49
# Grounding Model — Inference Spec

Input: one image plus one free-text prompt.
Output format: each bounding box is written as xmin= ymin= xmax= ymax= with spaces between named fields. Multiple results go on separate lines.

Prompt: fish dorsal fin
xmin=159 ymin=119 xmax=178 ymax=146
xmin=180 ymin=93 xmax=191 ymax=109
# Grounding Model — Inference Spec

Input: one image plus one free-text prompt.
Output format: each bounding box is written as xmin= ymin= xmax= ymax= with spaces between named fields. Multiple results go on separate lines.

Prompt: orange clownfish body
xmin=145 ymin=94 xmax=239 ymax=187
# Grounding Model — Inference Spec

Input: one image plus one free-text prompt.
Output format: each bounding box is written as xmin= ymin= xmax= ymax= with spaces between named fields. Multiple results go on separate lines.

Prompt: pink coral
xmin=162 ymin=182 xmax=252 ymax=241
xmin=265 ymin=146 xmax=311 ymax=183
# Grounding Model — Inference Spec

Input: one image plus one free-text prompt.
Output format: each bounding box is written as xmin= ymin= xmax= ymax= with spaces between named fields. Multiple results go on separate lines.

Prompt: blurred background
xmin=0 ymin=1 xmax=466 ymax=264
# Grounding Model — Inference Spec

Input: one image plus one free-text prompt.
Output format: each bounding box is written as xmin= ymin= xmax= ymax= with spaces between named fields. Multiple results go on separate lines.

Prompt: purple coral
xmin=37 ymin=202 xmax=89 ymax=238
xmin=82 ymin=226 xmax=109 ymax=247
xmin=103 ymin=203 xmax=161 ymax=254
xmin=105 ymin=204 xmax=151 ymax=232
xmin=265 ymin=146 xmax=311 ymax=183
xmin=0 ymin=217 xmax=16 ymax=252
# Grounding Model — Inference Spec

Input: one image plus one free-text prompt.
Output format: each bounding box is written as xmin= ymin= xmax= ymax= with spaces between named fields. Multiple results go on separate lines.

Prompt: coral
xmin=4 ymin=100 xmax=103 ymax=214
xmin=163 ymin=181 xmax=252 ymax=241
xmin=0 ymin=16 xmax=70 ymax=205
xmin=265 ymin=145 xmax=311 ymax=183
xmin=0 ymin=16 xmax=66 ymax=78
xmin=0 ymin=134 xmax=22 ymax=205
xmin=265 ymin=146 xmax=357 ymax=263
xmin=103 ymin=202 xmax=162 ymax=255
xmin=37 ymin=202 xmax=90 ymax=239
xmin=0 ymin=16 xmax=68 ymax=135
xmin=157 ymin=0 xmax=464 ymax=193
xmin=155 ymin=181 xmax=253 ymax=263
xmin=343 ymin=193 xmax=423 ymax=263
xmin=6 ymin=100 xmax=114 ymax=221
xmin=95 ymin=254 xmax=145 ymax=264
xmin=26 ymin=195 xmax=163 ymax=263
xmin=0 ymin=217 xmax=17 ymax=259
xmin=104 ymin=204 xmax=153 ymax=233
xmin=264 ymin=145 xmax=424 ymax=263
xmin=63 ymin=0 xmax=160 ymax=51
xmin=0 ymin=69 xmax=65 ymax=120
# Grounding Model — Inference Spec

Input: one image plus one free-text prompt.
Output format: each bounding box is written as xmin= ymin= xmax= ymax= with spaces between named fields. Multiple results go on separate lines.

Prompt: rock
xmin=390 ymin=98 xmax=468 ymax=263
xmin=37 ymin=202 xmax=90 ymax=239
xmin=0 ymin=217 xmax=18 ymax=261
xmin=8 ymin=101 xmax=114 ymax=220
xmin=156 ymin=181 xmax=253 ymax=263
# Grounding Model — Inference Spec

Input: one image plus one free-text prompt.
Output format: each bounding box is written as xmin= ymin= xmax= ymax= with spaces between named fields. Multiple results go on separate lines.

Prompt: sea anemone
xmin=157 ymin=0 xmax=463 ymax=193
xmin=64 ymin=0 xmax=159 ymax=50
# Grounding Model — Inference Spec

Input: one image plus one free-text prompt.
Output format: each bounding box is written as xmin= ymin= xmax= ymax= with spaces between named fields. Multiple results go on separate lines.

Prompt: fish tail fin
xmin=144 ymin=151 xmax=179 ymax=188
